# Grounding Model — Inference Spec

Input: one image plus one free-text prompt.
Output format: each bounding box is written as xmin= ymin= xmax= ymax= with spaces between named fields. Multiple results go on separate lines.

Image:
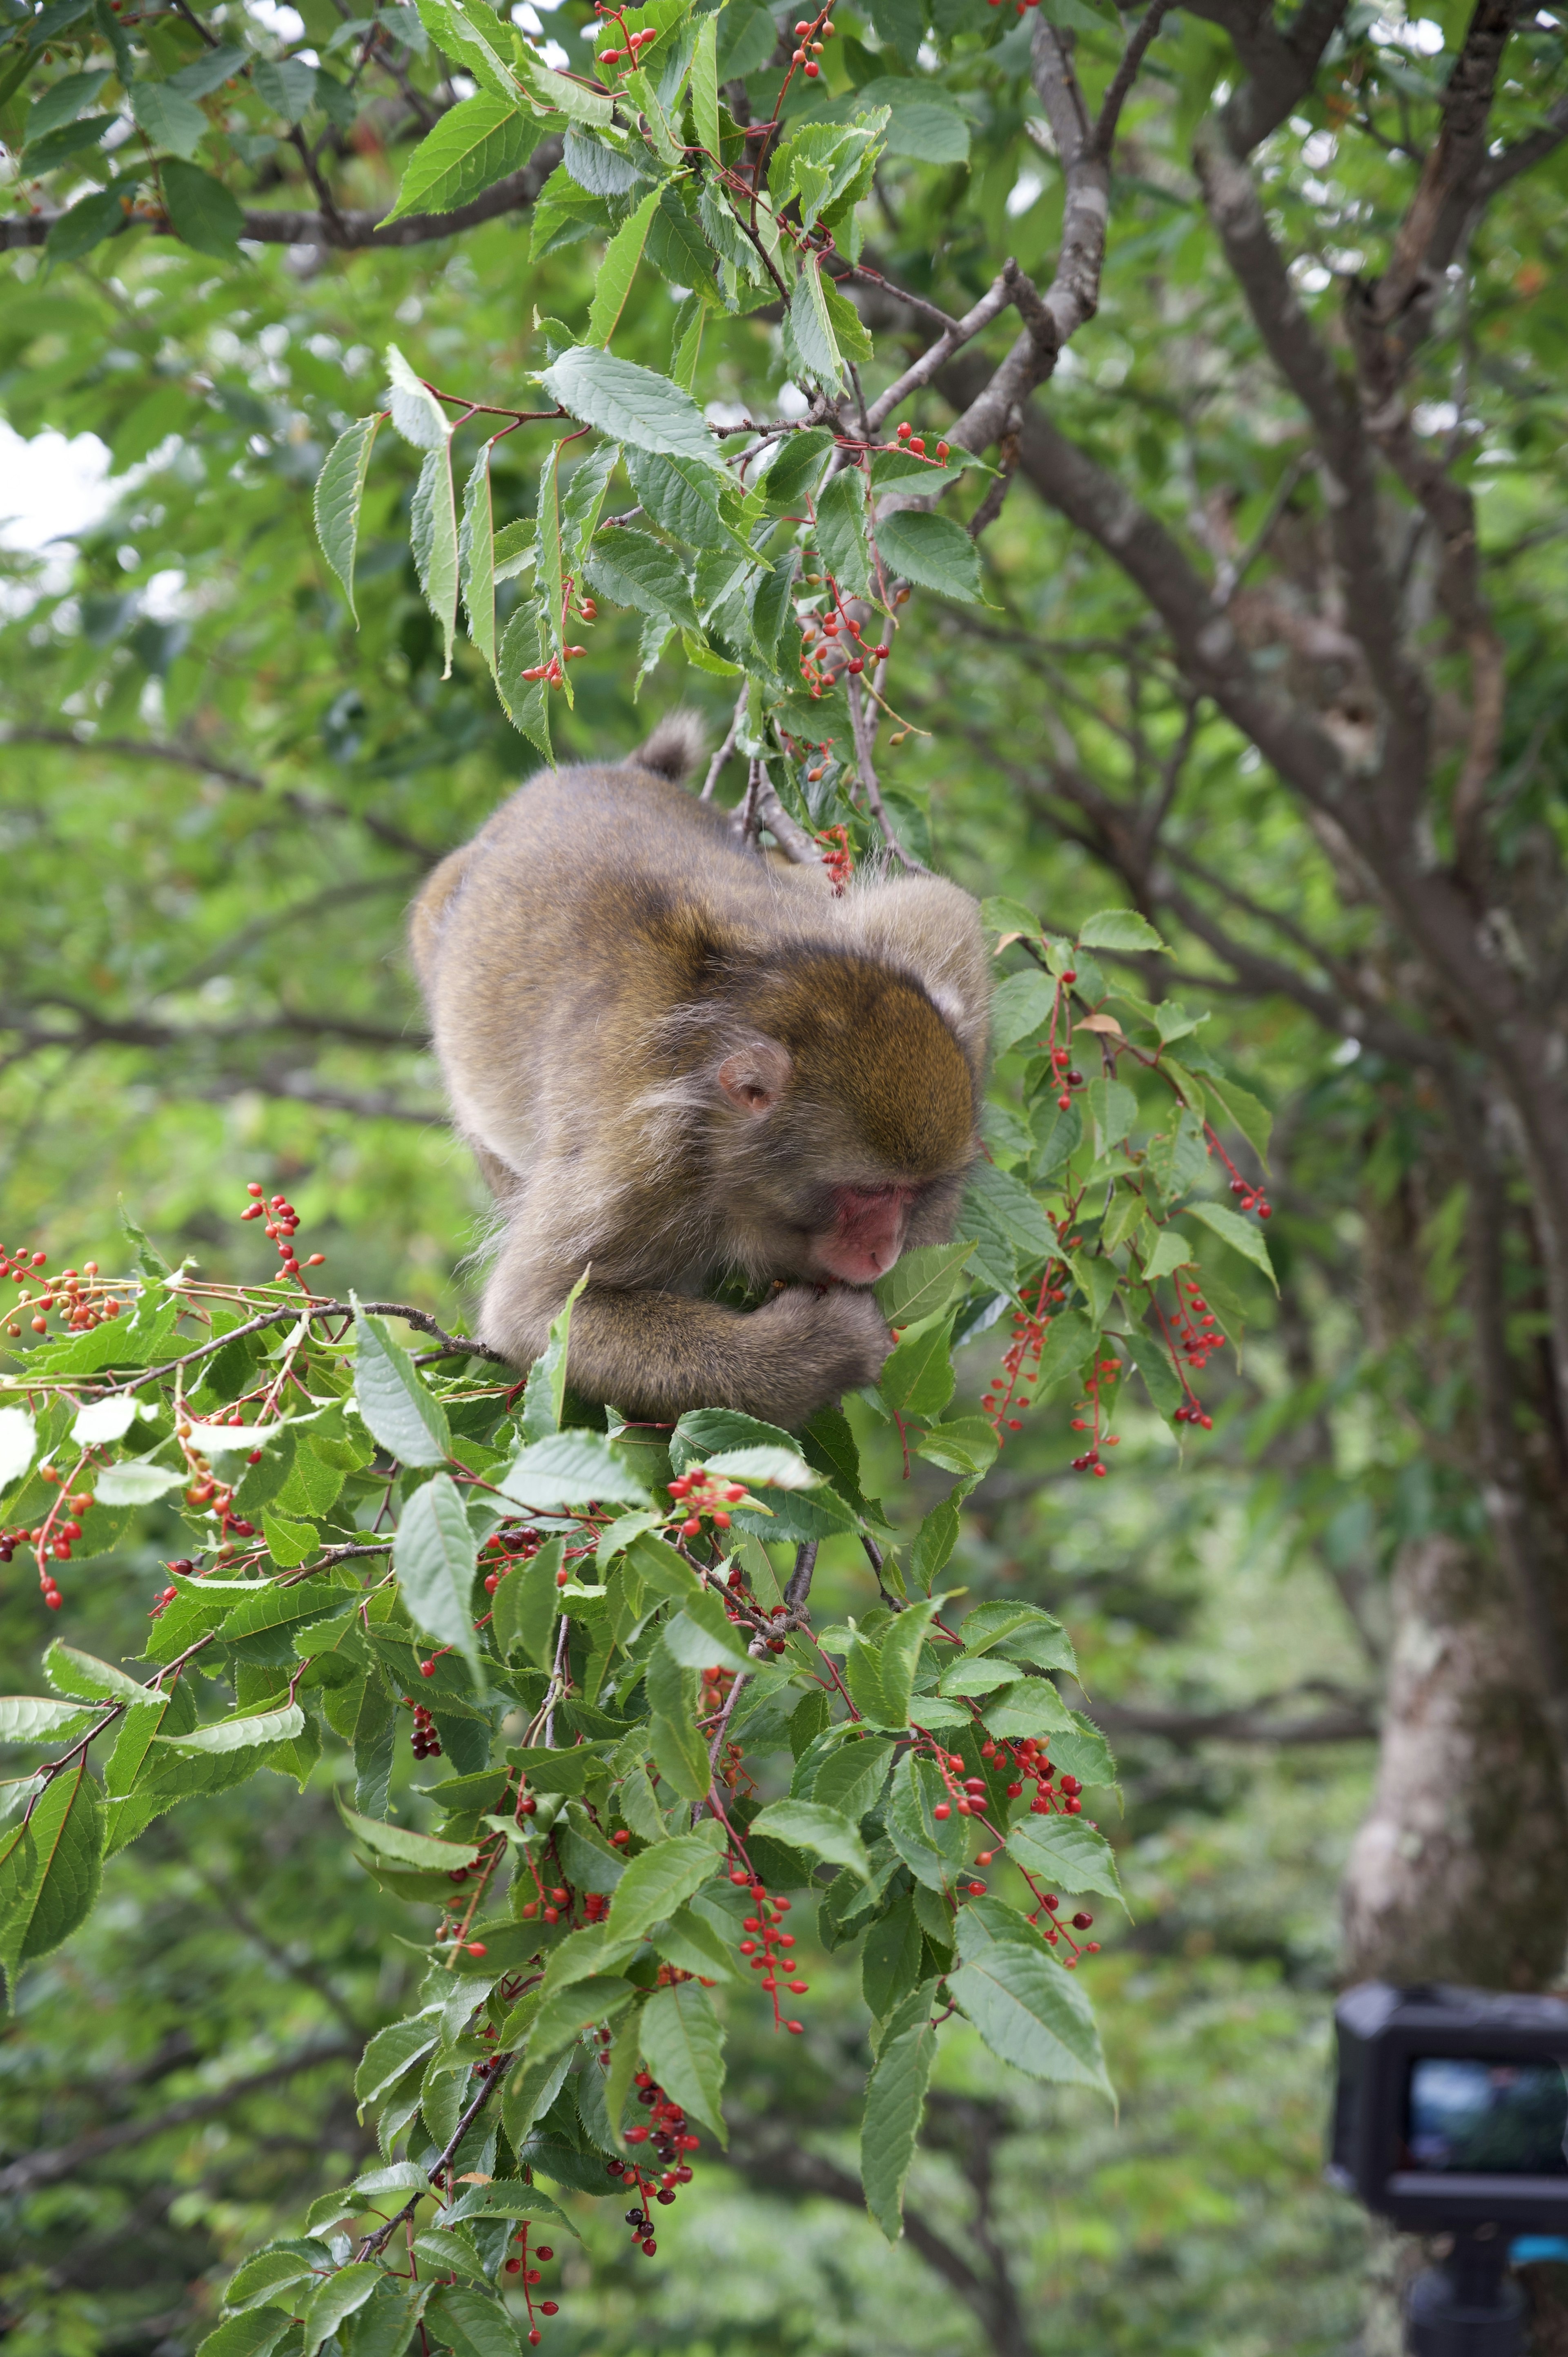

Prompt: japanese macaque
xmin=410 ymin=713 xmax=990 ymax=1427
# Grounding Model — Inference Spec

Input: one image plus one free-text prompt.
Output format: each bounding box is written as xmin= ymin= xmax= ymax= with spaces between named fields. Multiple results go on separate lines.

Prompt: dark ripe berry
xmin=541 ymin=2301 xmax=559 ymax=2315
xmin=536 ymin=2246 xmax=553 ymax=2261
xmin=506 ymin=2257 xmax=521 ymax=2273
xmin=1072 ymin=1911 xmax=1094 ymax=1930
xmin=657 ymin=2189 xmax=676 ymax=2204
xmin=607 ymin=2159 xmax=625 ymax=2175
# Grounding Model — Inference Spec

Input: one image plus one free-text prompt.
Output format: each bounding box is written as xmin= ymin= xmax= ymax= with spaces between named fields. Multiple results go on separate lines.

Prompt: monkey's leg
xmin=482 ymin=1262 xmax=891 ymax=1428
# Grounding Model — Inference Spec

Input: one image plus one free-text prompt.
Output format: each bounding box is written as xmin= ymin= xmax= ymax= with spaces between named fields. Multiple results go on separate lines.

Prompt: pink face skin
xmin=809 ymin=1184 xmax=917 ymax=1285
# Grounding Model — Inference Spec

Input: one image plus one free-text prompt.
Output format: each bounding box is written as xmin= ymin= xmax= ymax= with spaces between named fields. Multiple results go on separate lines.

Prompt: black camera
xmin=1330 ymin=1982 xmax=1568 ymax=2356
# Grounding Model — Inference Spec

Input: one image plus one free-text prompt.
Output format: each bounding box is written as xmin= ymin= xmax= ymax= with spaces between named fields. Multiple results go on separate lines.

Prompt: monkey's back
xmin=411 ymin=756 xmax=989 ymax=1277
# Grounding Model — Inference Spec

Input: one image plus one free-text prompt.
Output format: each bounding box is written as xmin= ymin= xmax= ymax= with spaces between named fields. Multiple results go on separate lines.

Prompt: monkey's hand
xmin=757 ymin=1282 xmax=894 ymax=1405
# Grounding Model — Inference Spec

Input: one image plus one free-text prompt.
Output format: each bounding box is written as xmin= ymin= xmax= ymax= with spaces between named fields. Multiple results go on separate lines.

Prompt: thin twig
xmin=700 ymin=685 xmax=750 ymax=801
xmin=354 ymin=2054 xmax=509 ymax=2261
xmin=1093 ymin=0 xmax=1172 ymax=156
xmin=848 ymin=676 xmax=929 ymax=872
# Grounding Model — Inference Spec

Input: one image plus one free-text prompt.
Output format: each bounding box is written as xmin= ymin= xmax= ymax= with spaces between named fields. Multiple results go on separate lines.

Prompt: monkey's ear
xmin=716 ymin=1038 xmax=792 ymax=1116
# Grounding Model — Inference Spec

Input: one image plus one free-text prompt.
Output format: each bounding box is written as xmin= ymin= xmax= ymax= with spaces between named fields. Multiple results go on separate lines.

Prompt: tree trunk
xmin=1341 ymin=1532 xmax=1568 ymax=2353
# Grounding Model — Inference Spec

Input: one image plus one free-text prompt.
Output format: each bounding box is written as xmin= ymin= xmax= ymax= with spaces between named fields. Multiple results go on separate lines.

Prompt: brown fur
xmin=410 ymin=737 xmax=991 ymax=1426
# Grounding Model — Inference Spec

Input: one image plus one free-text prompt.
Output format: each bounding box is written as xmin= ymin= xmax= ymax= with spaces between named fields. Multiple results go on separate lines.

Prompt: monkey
xmin=409 ymin=711 xmax=991 ymax=1429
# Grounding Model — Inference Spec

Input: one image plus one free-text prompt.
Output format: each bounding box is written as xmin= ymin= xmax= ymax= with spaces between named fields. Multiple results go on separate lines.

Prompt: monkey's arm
xmin=480 ymin=1261 xmax=891 ymax=1428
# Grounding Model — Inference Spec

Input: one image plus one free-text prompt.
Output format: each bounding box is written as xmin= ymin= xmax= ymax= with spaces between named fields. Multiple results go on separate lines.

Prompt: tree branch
xmin=0 ymin=141 xmax=562 ymax=252
xmin=1079 ymin=1682 xmax=1378 ymax=1746
xmin=0 ymin=2041 xmax=359 ymax=2197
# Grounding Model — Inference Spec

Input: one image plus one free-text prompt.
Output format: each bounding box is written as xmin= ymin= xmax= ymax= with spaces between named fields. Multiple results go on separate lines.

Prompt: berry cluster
xmin=1068 ymin=1354 xmax=1123 ymax=1476
xmin=727 ymin=1869 xmax=806 ymax=2029
xmin=591 ymin=2 xmax=657 ymax=71
xmin=503 ymin=2220 xmax=558 ymax=2344
xmin=1047 ymin=1034 xmax=1085 ymax=1113
xmin=483 ymin=1524 xmax=541 ymax=1593
xmin=797 ymin=594 xmax=890 ymax=694
xmin=919 ymin=1735 xmax=1101 ymax=1958
xmin=406 ymin=1695 xmax=442 ymax=1759
xmin=239 ymin=1182 xmax=324 ymax=1284
xmin=814 ymin=822 xmax=853 ymax=895
xmin=1167 ymin=1270 xmax=1220 ymax=1425
xmin=982 ymin=1264 xmax=1071 ymax=1440
xmin=668 ymin=1463 xmax=746 ymax=1537
xmin=1 ymin=1247 xmax=122 ymax=1340
xmin=16 ymin=1463 xmax=100 ymax=1604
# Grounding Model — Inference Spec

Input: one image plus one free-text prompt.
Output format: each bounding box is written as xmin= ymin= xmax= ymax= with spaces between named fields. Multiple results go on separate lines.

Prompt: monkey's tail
xmin=634 ymin=709 xmax=707 ymax=784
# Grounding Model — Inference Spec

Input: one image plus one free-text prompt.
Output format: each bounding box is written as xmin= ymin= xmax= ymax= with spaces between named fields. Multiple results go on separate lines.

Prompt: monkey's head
xmin=709 ymin=955 xmax=980 ymax=1289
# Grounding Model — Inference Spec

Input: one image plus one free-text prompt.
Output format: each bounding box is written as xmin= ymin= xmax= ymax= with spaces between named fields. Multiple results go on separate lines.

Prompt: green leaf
xmin=1193 ymin=1064 xmax=1274 ymax=1167
xmin=422 ymin=2282 xmax=526 ymax=2357
xmin=384 ymin=341 xmax=450 ymax=451
xmin=541 ymin=346 xmax=721 ymax=470
xmin=439 ymin=2176 xmax=577 ymax=2232
xmin=876 ymin=1595 xmax=942 ymax=1727
xmin=492 ymin=1536 xmax=563 ymax=1668
xmin=337 ymin=1800 xmax=480 ymax=1871
xmin=167 ymin=42 xmax=247 ymax=97
xmin=302 ymin=2261 xmax=383 ymax=2353
xmin=356 ymin=2014 xmax=441 ymax=2104
xmin=662 ymin=1588 xmax=752 ymax=1676
xmin=626 ymin=446 xmax=742 ymax=553
xmin=413 ymin=0 xmax=519 ymax=100
xmin=990 ymin=969 xmax=1056 ymax=1056
xmin=253 ymin=55 xmax=318 ymax=120
xmin=1142 ymin=1227 xmax=1194 ymax=1282
xmin=499 ymin=1431 xmax=651 ymax=1511
xmin=127 ymin=76 xmax=208 ymax=158
xmin=513 ymin=40 xmax=614 ymax=123
xmin=585 ymin=527 xmax=699 ymax=631
xmin=22 ymin=111 xmax=111 ymax=170
xmin=645 ymin=1643 xmax=710 ymax=1802
xmin=314 ymin=415 xmax=382 ymax=626
xmin=788 ymin=254 xmax=845 ymax=388
xmin=949 ymin=1914 xmax=1112 ymax=2099
xmin=160 ymin=1703 xmax=307 ymax=1754
xmin=749 ymin=1797 xmax=869 ymax=1879
xmin=605 ymin=1829 xmax=721 ymax=1938
xmin=585 ymin=183 xmax=664 ymax=346
xmin=497 ymin=600 xmax=552 ymax=750
xmin=639 ymin=1978 xmax=726 ymax=2143
xmin=24 ymin=65 xmax=109 ymax=139
xmin=814 ymin=468 xmax=873 ymax=599
xmin=1085 ymin=1077 xmax=1138 ymax=1153
xmin=261 ymin=1511 xmax=318 ymax=1569
xmin=913 ymin=1419 xmax=998 ymax=1482
xmin=689 ymin=10 xmax=719 ymax=156
xmin=861 ymin=1980 xmax=940 ymax=2239
xmin=353 ymin=1302 xmax=452 ymax=1467
xmin=1186 ymin=1199 xmax=1277 ymax=1290
xmin=1077 ymin=908 xmax=1169 ymax=954
xmin=43 ymin=1642 xmax=147 ymax=1704
xmin=755 ymin=426 xmax=834 ymax=510
xmin=875 ymin=508 xmax=983 ymax=603
xmin=879 ymin=1309 xmax=955 ymax=1420
xmin=0 ymin=1695 xmax=103 ymax=1742
xmin=411 ymin=440 xmax=461 ymax=682
xmin=1005 ymin=1815 xmax=1127 ymax=1911
xmin=0 ymin=1759 xmax=102 ymax=1995
xmin=160 ymin=160 xmax=245 ymax=256
xmin=527 ymin=1973 xmax=636 ymax=2063
xmin=962 ymin=1160 xmax=1052 ymax=1279
xmin=393 ymin=1472 xmax=481 ymax=1671
xmin=381 ymin=91 xmax=541 ymax=224
xmin=195 ymin=2315 xmax=296 ymax=2357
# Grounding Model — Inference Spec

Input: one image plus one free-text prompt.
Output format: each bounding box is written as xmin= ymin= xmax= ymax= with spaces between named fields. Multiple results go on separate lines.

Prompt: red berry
xmin=420 ymin=1659 xmax=436 ymax=1677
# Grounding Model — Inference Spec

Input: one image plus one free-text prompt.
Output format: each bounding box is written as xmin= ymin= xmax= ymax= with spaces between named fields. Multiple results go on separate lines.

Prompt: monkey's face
xmin=711 ymin=971 xmax=978 ymax=1289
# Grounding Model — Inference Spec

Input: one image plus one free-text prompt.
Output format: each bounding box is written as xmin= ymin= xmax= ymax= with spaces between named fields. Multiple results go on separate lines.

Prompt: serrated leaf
xmin=989 ymin=968 xmax=1056 ymax=1055
xmin=160 ymin=1703 xmax=306 ymax=1754
xmin=585 ymin=527 xmax=698 ymax=631
xmin=338 ymin=1799 xmax=480 ymax=1870
xmin=1186 ymin=1199 xmax=1277 ymax=1290
xmin=639 ymin=1978 xmax=726 ymax=2143
xmin=422 ymin=2281 xmax=528 ymax=2357
xmin=253 ymin=55 xmax=318 ymax=121
xmin=356 ymin=2015 xmax=441 ymax=2104
xmin=586 ymin=183 xmax=662 ymax=346
xmin=314 ymin=415 xmax=382 ymax=625
xmin=1142 ymin=1227 xmax=1194 ymax=1282
xmin=381 ymin=91 xmax=541 ymax=224
xmin=0 ymin=1758 xmax=102 ymax=1994
xmin=413 ymin=0 xmax=519 ymax=100
xmin=195 ymin=2314 xmax=296 ymax=2357
xmin=1194 ymin=1065 xmax=1274 ymax=1167
xmin=44 ymin=1643 xmax=147 ymax=1704
xmin=528 ymin=1972 xmax=637 ymax=2063
xmin=1005 ymin=1815 xmax=1127 ymax=1911
xmin=0 ymin=1695 xmax=104 ymax=1742
xmin=949 ymin=1923 xmax=1111 ymax=2100
xmin=393 ymin=1472 xmax=481 ymax=1671
xmin=1077 ymin=908 xmax=1169 ymax=954
xmin=128 ymin=76 xmax=208 ymax=158
xmin=542 ymin=346 xmax=721 ymax=470
xmin=499 ymin=1431 xmax=650 ymax=1511
xmin=302 ymin=2261 xmax=382 ymax=2353
xmin=605 ymin=1829 xmax=721 ymax=1938
xmin=861 ymin=1979 xmax=940 ymax=2239
xmin=814 ymin=466 xmax=873 ymax=598
xmin=459 ymin=439 xmax=497 ymax=675
xmin=789 ymin=253 xmax=844 ymax=388
xmin=689 ymin=9 xmax=719 ymax=156
xmin=411 ymin=440 xmax=460 ymax=681
xmin=1085 ymin=1077 xmax=1138 ymax=1152
xmin=662 ymin=1588 xmax=752 ymax=1675
xmin=353 ymin=1301 xmax=452 ymax=1467
xmin=749 ymin=1797 xmax=869 ymax=1878
xmin=875 ymin=508 xmax=982 ymax=604
xmin=879 ymin=1309 xmax=955 ymax=1420
xmin=161 ymin=159 xmax=245 ymax=255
